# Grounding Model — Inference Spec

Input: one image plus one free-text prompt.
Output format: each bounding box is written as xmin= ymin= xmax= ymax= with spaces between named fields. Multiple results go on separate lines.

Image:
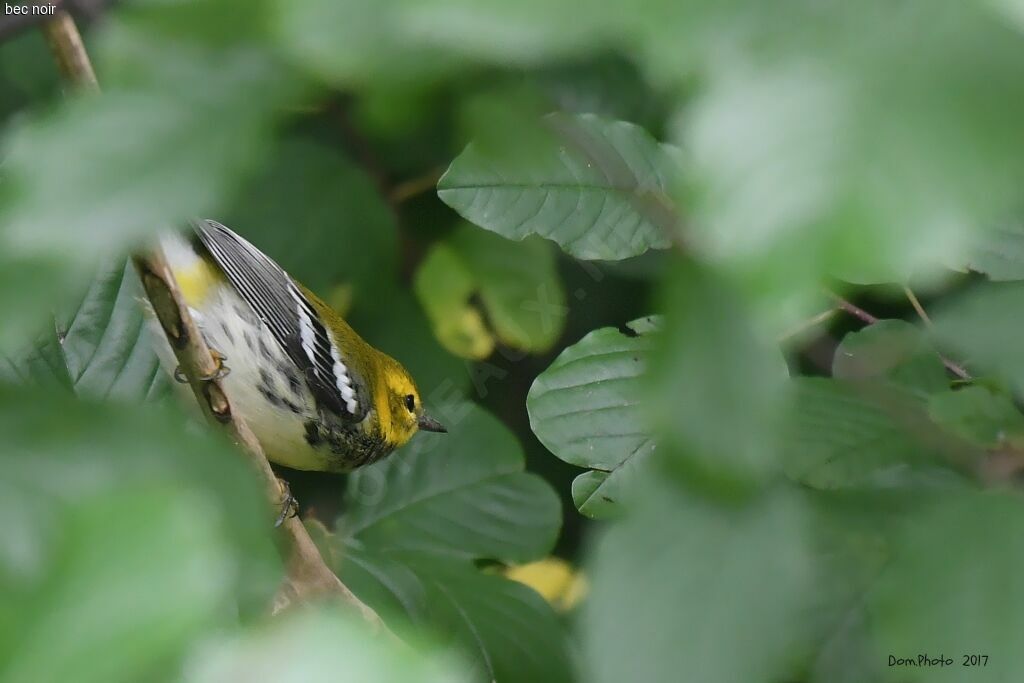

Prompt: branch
xmin=826 ymin=289 xmax=972 ymax=382
xmin=902 ymin=285 xmax=933 ymax=328
xmin=390 ymin=167 xmax=445 ymax=204
xmin=40 ymin=10 xmax=396 ymax=638
xmin=39 ymin=8 xmax=97 ymax=92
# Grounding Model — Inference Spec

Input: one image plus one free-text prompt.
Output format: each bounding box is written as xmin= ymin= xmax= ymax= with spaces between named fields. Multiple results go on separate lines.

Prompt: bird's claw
xmin=174 ymin=349 xmax=230 ymax=383
xmin=274 ymin=477 xmax=299 ymax=528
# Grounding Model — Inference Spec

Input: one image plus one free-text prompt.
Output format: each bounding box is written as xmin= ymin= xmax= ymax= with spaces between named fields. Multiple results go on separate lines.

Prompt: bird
xmin=157 ymin=219 xmax=447 ymax=475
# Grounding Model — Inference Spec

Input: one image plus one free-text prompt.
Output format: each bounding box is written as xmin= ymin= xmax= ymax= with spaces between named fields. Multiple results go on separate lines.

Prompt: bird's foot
xmin=174 ymin=349 xmax=231 ymax=383
xmin=274 ymin=477 xmax=300 ymax=528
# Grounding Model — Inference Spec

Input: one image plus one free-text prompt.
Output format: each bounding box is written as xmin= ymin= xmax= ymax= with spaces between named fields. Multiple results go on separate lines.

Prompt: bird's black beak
xmin=417 ymin=412 xmax=447 ymax=433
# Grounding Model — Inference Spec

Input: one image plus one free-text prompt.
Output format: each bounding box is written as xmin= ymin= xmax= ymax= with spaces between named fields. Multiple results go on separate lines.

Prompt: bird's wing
xmin=192 ymin=219 xmax=368 ymax=422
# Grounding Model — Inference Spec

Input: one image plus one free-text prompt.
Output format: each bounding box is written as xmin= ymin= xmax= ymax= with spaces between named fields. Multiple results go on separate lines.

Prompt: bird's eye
xmin=404 ymin=394 xmax=416 ymax=412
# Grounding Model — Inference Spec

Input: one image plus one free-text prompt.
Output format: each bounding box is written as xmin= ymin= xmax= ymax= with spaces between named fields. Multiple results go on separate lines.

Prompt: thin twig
xmin=939 ymin=354 xmax=972 ymax=381
xmin=903 ymin=285 xmax=933 ymax=328
xmin=390 ymin=167 xmax=445 ymax=204
xmin=826 ymin=290 xmax=878 ymax=325
xmin=826 ymin=289 xmax=971 ymax=381
xmin=40 ymin=10 xmax=396 ymax=637
xmin=777 ymin=307 xmax=837 ymax=343
xmin=40 ymin=9 xmax=98 ymax=92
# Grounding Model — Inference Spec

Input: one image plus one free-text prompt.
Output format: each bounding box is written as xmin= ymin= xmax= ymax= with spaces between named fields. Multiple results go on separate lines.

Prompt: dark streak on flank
xmin=258 ymin=367 xmax=274 ymax=389
xmin=304 ymin=420 xmax=322 ymax=446
xmin=285 ymin=369 xmax=302 ymax=396
xmin=258 ymin=384 xmax=282 ymax=408
xmin=258 ymin=382 xmax=303 ymax=415
xmin=258 ymin=335 xmax=274 ymax=362
xmin=219 ymin=321 xmax=236 ymax=344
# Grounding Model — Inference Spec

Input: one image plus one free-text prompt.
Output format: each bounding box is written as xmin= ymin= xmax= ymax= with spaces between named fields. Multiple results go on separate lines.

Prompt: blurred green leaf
xmin=1 ymin=47 xmax=294 ymax=264
xmin=782 ymin=378 xmax=974 ymax=489
xmin=3 ymin=488 xmax=232 ymax=683
xmin=931 ymin=281 xmax=1024 ymax=390
xmin=439 ymin=113 xmax=677 ymax=261
xmin=0 ymin=386 xmax=279 ymax=683
xmin=0 ymin=4 xmax=298 ymax=352
xmin=928 ymin=385 xmax=1024 ymax=449
xmin=339 ymin=551 xmax=572 ymax=683
xmin=675 ymin=1 xmax=1024 ymax=317
xmin=528 ymin=316 xmax=658 ymax=517
xmin=272 ymin=0 xmax=616 ymax=88
xmin=320 ymin=404 xmax=567 ymax=681
xmin=185 ymin=607 xmax=470 ymax=683
xmin=832 ymin=320 xmax=948 ymax=396
xmin=584 ymin=481 xmax=813 ymax=683
xmin=0 ymin=255 xmax=80 ymax=357
xmin=1 ymin=260 xmax=168 ymax=402
xmin=224 ymin=137 xmax=399 ymax=295
xmin=964 ymin=221 xmax=1024 ymax=281
xmin=651 ymin=263 xmax=790 ymax=495
xmin=802 ymin=488 xmax=916 ymax=683
xmin=271 ymin=0 xmax=465 ymax=88
xmin=870 ymin=491 xmax=1024 ymax=681
xmin=416 ymin=226 xmax=566 ymax=359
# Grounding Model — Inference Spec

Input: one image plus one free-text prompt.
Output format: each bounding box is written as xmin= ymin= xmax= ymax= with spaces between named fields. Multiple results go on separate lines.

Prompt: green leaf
xmin=964 ymin=221 xmax=1024 ymax=281
xmin=271 ymin=0 xmax=467 ymax=88
xmin=570 ymin=469 xmax=633 ymax=519
xmin=584 ymin=481 xmax=813 ymax=683
xmin=1 ymin=260 xmax=169 ymax=402
xmin=832 ymin=320 xmax=948 ymax=396
xmin=3 ymin=488 xmax=234 ymax=683
xmin=224 ymin=137 xmax=399 ymax=295
xmin=338 ymin=551 xmax=572 ymax=683
xmin=0 ymin=256 xmax=79 ymax=356
xmin=931 ymin=281 xmax=1024 ymax=390
xmin=2 ymin=260 xmax=168 ymax=402
xmin=802 ymin=488 xmax=914 ymax=683
xmin=416 ymin=226 xmax=566 ymax=359
xmin=272 ymin=0 xmax=615 ymax=87
xmin=340 ymin=404 xmax=560 ymax=562
xmin=0 ymin=385 xmax=279 ymax=683
xmin=1 ymin=49 xmax=293 ymax=266
xmin=651 ymin=263 xmax=791 ymax=495
xmin=674 ymin=2 xmax=1024 ymax=312
xmin=870 ymin=491 xmax=1024 ymax=681
xmin=782 ymin=378 xmax=974 ymax=489
xmin=928 ymin=385 xmax=1024 ymax=448
xmin=438 ymin=113 xmax=677 ymax=261
xmin=186 ymin=607 xmax=470 ymax=683
xmin=527 ymin=316 xmax=658 ymax=517
xmin=325 ymin=404 xmax=568 ymax=681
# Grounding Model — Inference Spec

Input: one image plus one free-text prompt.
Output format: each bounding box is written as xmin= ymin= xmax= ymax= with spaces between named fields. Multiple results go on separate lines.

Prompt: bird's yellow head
xmin=371 ymin=352 xmax=447 ymax=448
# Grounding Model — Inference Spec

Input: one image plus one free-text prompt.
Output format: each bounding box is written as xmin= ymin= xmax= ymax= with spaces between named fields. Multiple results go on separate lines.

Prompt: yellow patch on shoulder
xmin=173 ymin=257 xmax=224 ymax=307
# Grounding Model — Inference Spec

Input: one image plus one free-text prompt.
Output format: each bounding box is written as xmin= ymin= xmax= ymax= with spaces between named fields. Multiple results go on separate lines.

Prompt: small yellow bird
xmin=160 ymin=219 xmax=446 ymax=473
